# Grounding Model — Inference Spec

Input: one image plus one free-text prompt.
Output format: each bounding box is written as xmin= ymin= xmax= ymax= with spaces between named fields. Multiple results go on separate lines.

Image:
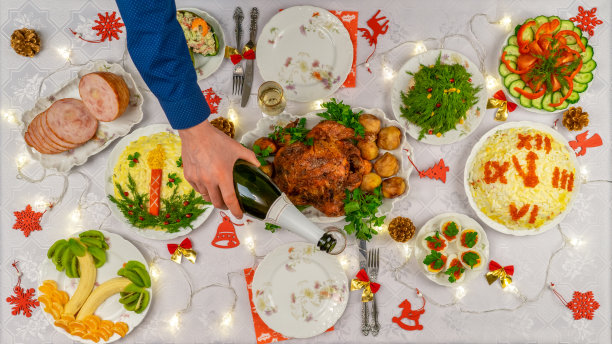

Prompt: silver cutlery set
xmin=360 ymin=240 xmax=381 ymax=336
xmin=232 ymin=7 xmax=258 ymax=107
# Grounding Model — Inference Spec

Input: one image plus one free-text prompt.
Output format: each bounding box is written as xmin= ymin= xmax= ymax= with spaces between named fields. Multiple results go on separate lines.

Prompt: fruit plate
xmin=498 ymin=15 xmax=596 ymax=114
xmin=105 ymin=124 xmax=214 ymax=240
xmin=39 ymin=230 xmax=151 ymax=344
xmin=464 ymin=121 xmax=581 ymax=236
xmin=391 ymin=49 xmax=487 ymax=145
xmin=414 ymin=213 xmax=489 ymax=287
xmin=240 ymin=107 xmax=414 ymax=223
xmin=177 ymin=8 xmax=226 ymax=80
xmin=20 ymin=60 xmax=144 ymax=172
xmin=252 ymin=242 xmax=348 ymax=338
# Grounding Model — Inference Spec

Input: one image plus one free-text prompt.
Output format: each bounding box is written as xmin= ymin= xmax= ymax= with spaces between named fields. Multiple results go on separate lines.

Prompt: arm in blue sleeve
xmin=115 ymin=0 xmax=210 ymax=129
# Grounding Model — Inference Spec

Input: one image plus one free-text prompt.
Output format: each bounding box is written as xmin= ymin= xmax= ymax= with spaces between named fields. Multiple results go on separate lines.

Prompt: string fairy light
xmin=57 ymin=47 xmax=72 ymax=61
xmin=2 ymin=110 xmax=18 ymax=124
xmin=227 ymin=107 xmax=239 ymax=124
xmin=414 ymin=41 xmax=427 ymax=54
xmin=486 ymin=74 xmax=500 ymax=90
xmin=498 ymin=16 xmax=512 ymax=31
xmin=454 ymin=286 xmax=466 ymax=300
xmin=312 ymin=99 xmax=324 ymax=110
xmin=15 ymin=153 xmax=30 ymax=169
xmin=220 ymin=312 xmax=233 ymax=327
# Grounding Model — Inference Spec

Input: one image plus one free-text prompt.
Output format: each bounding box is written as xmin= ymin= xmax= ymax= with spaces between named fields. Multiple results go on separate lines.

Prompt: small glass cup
xmin=258 ymin=81 xmax=286 ymax=116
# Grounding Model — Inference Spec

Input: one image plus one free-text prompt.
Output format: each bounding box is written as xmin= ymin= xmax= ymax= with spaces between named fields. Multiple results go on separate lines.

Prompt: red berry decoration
xmin=128 ymin=204 xmax=133 ymax=208
xmin=124 ymin=192 xmax=129 ymax=196
xmin=468 ymin=78 xmax=472 ymax=82
xmin=176 ymin=219 xmax=181 ymax=223
xmin=427 ymin=88 xmax=432 ymax=92
xmin=138 ymin=216 xmax=144 ymax=221
xmin=183 ymin=201 xmax=190 ymax=206
xmin=436 ymin=103 xmax=441 ymax=108
xmin=169 ymin=178 xmax=175 ymax=183
xmin=128 ymin=211 xmax=134 ymax=215
xmin=450 ymin=78 xmax=455 ymax=83
xmin=186 ymin=213 xmax=192 ymax=218
xmin=132 ymin=159 xmax=138 ymax=163
xmin=164 ymin=221 xmax=169 ymax=225
xmin=165 ymin=214 xmax=171 ymax=218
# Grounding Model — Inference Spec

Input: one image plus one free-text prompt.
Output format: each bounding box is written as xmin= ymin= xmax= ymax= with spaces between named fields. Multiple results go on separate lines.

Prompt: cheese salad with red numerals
xmin=467 ymin=127 xmax=576 ymax=230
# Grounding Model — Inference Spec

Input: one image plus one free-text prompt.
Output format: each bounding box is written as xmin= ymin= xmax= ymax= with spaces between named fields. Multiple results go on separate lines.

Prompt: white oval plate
xmin=39 ymin=229 xmax=151 ymax=344
xmin=256 ymin=6 xmax=353 ymax=102
xmin=392 ymin=49 xmax=487 ymax=145
xmin=414 ymin=213 xmax=489 ymax=287
xmin=240 ymin=107 xmax=414 ymax=223
xmin=464 ymin=121 xmax=581 ymax=235
xmin=105 ymin=124 xmax=214 ymax=240
xmin=21 ymin=60 xmax=143 ymax=172
xmin=178 ymin=8 xmax=226 ymax=80
xmin=252 ymin=242 xmax=348 ymax=338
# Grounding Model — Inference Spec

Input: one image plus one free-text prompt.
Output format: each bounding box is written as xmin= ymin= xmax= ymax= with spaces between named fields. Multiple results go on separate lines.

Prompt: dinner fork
xmin=232 ymin=7 xmax=244 ymax=95
xmin=368 ymin=248 xmax=380 ymax=336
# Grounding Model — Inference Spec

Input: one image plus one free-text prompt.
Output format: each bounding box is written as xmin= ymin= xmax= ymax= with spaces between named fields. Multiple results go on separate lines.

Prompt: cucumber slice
xmin=548 ymin=16 xmax=561 ymax=34
xmin=520 ymin=25 xmax=534 ymax=43
xmin=580 ymin=45 xmax=594 ymax=63
xmin=555 ymin=101 xmax=569 ymax=111
xmin=507 ymin=36 xmax=518 ymax=46
xmin=499 ymin=64 xmax=511 ymax=77
xmin=581 ymin=60 xmax=597 ymax=73
xmin=565 ymin=35 xmax=577 ymax=45
xmin=534 ymin=15 xmax=549 ymax=28
xmin=574 ymin=72 xmax=593 ymax=84
xmin=559 ymin=20 xmax=574 ymax=32
xmin=542 ymin=93 xmax=554 ymax=112
xmin=566 ymin=91 xmax=580 ymax=104
xmin=573 ymin=81 xmax=587 ymax=93
xmin=532 ymin=95 xmax=543 ymax=109
xmin=509 ymin=80 xmax=525 ymax=98
xmin=504 ymin=54 xmax=518 ymax=63
xmin=573 ymin=27 xmax=582 ymax=37
xmin=581 ymin=37 xmax=587 ymax=47
xmin=552 ymin=91 xmax=563 ymax=105
xmin=504 ymin=74 xmax=521 ymax=88
xmin=567 ymin=43 xmax=582 ymax=52
xmin=503 ymin=45 xmax=520 ymax=57
xmin=520 ymin=87 xmax=533 ymax=108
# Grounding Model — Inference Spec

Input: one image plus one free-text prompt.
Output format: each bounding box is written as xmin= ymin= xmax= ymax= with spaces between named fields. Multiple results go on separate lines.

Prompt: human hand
xmin=178 ymin=120 xmax=260 ymax=218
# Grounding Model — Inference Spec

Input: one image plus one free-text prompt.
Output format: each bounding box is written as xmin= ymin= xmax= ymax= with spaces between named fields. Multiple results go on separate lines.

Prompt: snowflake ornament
xmin=92 ymin=11 xmax=125 ymax=42
xmin=13 ymin=204 xmax=44 ymax=237
xmin=567 ymin=291 xmax=600 ymax=320
xmin=6 ymin=286 xmax=39 ymax=317
xmin=570 ymin=6 xmax=603 ymax=36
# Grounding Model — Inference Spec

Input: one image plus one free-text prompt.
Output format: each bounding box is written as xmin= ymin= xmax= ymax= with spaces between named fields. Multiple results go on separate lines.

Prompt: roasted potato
xmin=374 ymin=152 xmax=399 ymax=177
xmin=260 ymin=164 xmax=274 ymax=178
xmin=382 ymin=177 xmax=406 ymax=198
xmin=357 ymin=140 xmax=379 ymax=160
xmin=359 ymin=113 xmax=381 ymax=135
xmin=360 ymin=172 xmax=382 ymax=192
xmin=377 ymin=126 xmax=402 ymax=150
xmin=253 ymin=137 xmax=277 ymax=154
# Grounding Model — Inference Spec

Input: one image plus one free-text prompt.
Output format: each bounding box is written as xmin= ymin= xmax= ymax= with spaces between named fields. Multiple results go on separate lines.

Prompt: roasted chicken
xmin=273 ymin=120 xmax=369 ymax=216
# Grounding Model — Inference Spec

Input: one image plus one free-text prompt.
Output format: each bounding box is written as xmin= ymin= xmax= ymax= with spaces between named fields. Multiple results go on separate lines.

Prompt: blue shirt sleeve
xmin=116 ymin=0 xmax=210 ymax=130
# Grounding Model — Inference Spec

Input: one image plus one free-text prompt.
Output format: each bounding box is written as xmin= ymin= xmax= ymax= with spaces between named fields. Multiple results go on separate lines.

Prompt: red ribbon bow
xmin=168 ymin=238 xmax=192 ymax=254
xmin=225 ymin=46 xmax=256 ymax=65
xmin=356 ymin=269 xmax=381 ymax=293
xmin=493 ymin=90 xmax=517 ymax=112
xmin=167 ymin=238 xmax=196 ymax=264
xmin=489 ymin=260 xmax=514 ymax=276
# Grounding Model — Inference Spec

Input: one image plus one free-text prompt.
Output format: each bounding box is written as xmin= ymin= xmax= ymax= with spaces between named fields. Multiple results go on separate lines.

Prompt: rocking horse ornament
xmin=392 ymin=289 xmax=426 ymax=331
xmin=358 ymin=9 xmax=390 ymax=72
xmin=211 ymin=211 xmax=244 ymax=249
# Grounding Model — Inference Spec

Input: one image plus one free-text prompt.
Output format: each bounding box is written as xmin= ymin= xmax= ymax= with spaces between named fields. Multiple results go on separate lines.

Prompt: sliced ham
xmin=40 ymin=110 xmax=80 ymax=150
xmin=79 ymin=72 xmax=130 ymax=122
xmin=45 ymin=98 xmax=98 ymax=145
xmin=26 ymin=115 xmax=59 ymax=154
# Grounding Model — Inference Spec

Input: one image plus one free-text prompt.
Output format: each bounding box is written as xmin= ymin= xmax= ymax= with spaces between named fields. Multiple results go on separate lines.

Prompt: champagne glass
xmin=257 ymin=81 xmax=286 ymax=116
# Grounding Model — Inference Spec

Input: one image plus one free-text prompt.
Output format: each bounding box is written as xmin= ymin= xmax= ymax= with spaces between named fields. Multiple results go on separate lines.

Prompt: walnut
xmin=388 ymin=216 xmax=416 ymax=243
xmin=210 ymin=117 xmax=235 ymax=138
xmin=562 ymin=107 xmax=589 ymax=131
xmin=11 ymin=28 xmax=40 ymax=57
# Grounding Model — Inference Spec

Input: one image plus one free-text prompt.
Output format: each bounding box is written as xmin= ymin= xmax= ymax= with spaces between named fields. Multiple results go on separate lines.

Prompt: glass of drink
xmin=258 ymin=81 xmax=286 ymax=116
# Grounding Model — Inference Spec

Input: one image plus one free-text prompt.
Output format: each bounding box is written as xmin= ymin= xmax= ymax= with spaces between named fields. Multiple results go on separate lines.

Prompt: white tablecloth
xmin=1 ymin=0 xmax=611 ymax=343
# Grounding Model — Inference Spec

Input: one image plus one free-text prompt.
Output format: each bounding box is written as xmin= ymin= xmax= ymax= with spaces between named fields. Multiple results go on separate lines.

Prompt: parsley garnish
xmin=342 ymin=186 xmax=385 ymax=241
xmin=423 ymin=250 xmax=444 ymax=270
xmin=462 ymin=251 xmax=480 ymax=269
xmin=463 ymin=231 xmax=478 ymax=248
xmin=425 ymin=232 xmax=443 ymax=248
xmin=316 ymin=98 xmax=365 ymax=138
xmin=253 ymin=144 xmax=273 ymax=166
xmin=443 ymin=222 xmax=459 ymax=238
xmin=176 ymin=156 xmax=183 ymax=168
xmin=166 ymin=173 xmax=182 ymax=188
xmin=128 ymin=152 xmax=140 ymax=167
xmin=268 ymin=118 xmax=313 ymax=146
xmin=265 ymin=223 xmax=281 ymax=233
xmin=445 ymin=264 xmax=465 ymax=283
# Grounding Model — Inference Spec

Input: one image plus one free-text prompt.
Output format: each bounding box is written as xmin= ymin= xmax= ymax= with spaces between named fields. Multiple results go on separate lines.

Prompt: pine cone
xmin=563 ymin=107 xmax=589 ymax=131
xmin=11 ymin=28 xmax=40 ymax=57
xmin=210 ymin=117 xmax=235 ymax=138
xmin=388 ymin=217 xmax=416 ymax=243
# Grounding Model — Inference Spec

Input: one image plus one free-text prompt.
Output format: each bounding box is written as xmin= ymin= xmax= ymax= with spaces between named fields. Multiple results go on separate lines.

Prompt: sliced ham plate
xmin=79 ymin=72 xmax=130 ymax=122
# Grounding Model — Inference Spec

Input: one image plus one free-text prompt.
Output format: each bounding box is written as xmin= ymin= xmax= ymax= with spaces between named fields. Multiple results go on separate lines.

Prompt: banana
xmin=47 ymin=239 xmax=67 ymax=259
xmin=135 ymin=290 xmax=150 ymax=314
xmin=68 ymin=238 xmax=86 ymax=257
xmin=119 ymin=292 xmax=139 ymax=305
xmin=117 ymin=268 xmax=144 ymax=287
xmin=63 ymin=252 xmax=96 ymax=317
xmin=125 ymin=261 xmax=151 ymax=288
xmin=87 ymin=246 xmax=106 ymax=268
xmin=75 ymin=277 xmax=131 ymax=321
xmin=79 ymin=230 xmax=105 ymax=241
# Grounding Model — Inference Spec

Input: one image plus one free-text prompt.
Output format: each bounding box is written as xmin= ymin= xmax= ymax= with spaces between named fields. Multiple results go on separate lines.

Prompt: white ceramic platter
xmin=105 ymin=124 xmax=214 ymax=240
xmin=178 ymin=8 xmax=226 ymax=80
xmin=39 ymin=230 xmax=151 ymax=344
xmin=256 ymin=6 xmax=353 ymax=102
xmin=252 ymin=242 xmax=348 ymax=338
xmin=240 ymin=107 xmax=414 ymax=223
xmin=414 ymin=213 xmax=489 ymax=287
xmin=391 ymin=49 xmax=487 ymax=145
xmin=464 ymin=121 xmax=580 ymax=236
xmin=21 ymin=60 xmax=143 ymax=172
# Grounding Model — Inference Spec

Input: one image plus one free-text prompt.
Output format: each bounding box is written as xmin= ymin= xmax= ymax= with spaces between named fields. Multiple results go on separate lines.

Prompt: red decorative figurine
xmin=6 ymin=261 xmax=39 ymax=317
xmin=551 ymin=283 xmax=600 ymax=320
xmin=70 ymin=11 xmax=125 ymax=43
xmin=13 ymin=204 xmax=44 ymax=237
xmin=358 ymin=10 xmax=389 ymax=72
xmin=203 ymin=88 xmax=222 ymax=114
xmin=211 ymin=211 xmax=244 ymax=249
xmin=571 ymin=7 xmax=603 ymax=36
xmin=392 ymin=289 xmax=425 ymax=331
xmin=568 ymin=130 xmax=603 ymax=157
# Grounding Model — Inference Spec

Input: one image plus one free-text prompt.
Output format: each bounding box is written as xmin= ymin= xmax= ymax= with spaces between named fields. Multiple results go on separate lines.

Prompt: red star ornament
xmin=92 ymin=11 xmax=125 ymax=42
xmin=567 ymin=291 xmax=600 ymax=320
xmin=13 ymin=204 xmax=44 ymax=237
xmin=571 ymin=6 xmax=603 ymax=36
xmin=6 ymin=286 xmax=39 ymax=317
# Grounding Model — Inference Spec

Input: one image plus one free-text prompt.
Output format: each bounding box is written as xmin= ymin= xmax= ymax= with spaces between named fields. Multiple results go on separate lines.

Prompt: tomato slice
xmin=551 ymin=75 xmax=561 ymax=92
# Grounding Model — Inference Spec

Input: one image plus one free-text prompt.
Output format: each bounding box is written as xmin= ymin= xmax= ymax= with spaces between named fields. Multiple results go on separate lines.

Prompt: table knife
xmin=241 ymin=7 xmax=258 ymax=107
xmin=233 ymin=7 xmax=244 ymax=50
xmin=359 ymin=239 xmax=370 ymax=336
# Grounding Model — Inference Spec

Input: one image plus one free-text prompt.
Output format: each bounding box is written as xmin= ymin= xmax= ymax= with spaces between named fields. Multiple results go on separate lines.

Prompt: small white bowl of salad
xmin=177 ymin=8 xmax=226 ymax=80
